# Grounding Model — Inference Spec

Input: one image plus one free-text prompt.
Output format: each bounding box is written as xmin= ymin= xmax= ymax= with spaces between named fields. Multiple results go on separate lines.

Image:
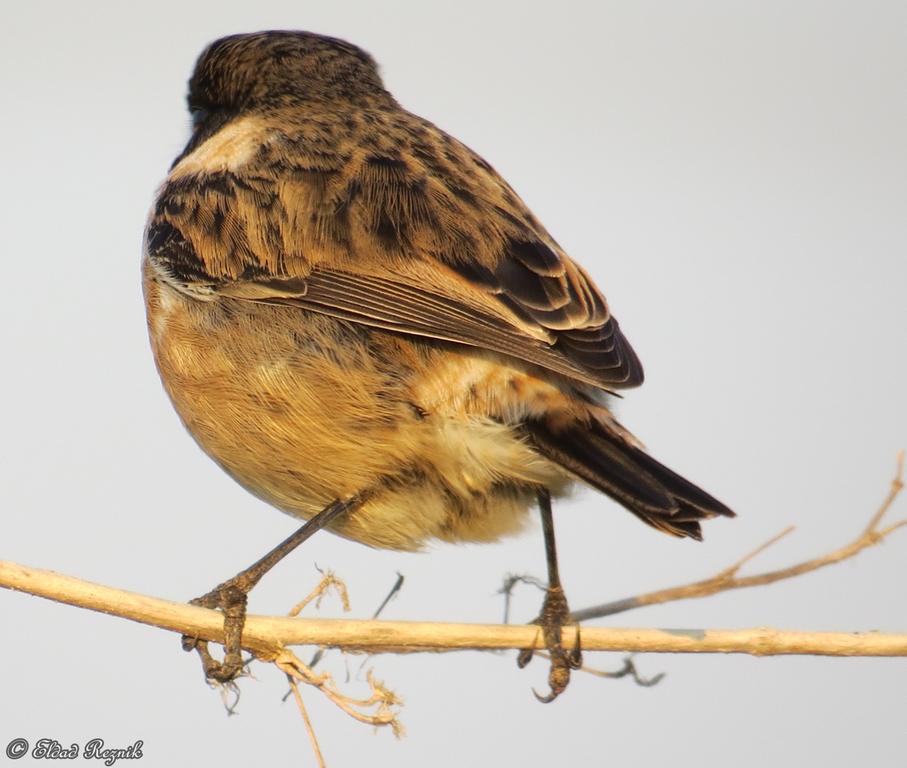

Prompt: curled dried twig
xmin=498 ymin=574 xmax=546 ymax=624
xmin=569 ymin=451 xmax=906 ymax=622
xmin=288 ymin=569 xmax=351 ymax=617
xmin=269 ymin=568 xmax=404 ymax=754
xmin=272 ymin=649 xmax=403 ymax=736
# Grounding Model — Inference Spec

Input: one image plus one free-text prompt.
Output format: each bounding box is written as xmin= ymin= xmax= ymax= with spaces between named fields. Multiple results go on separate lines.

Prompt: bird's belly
xmin=143 ymin=270 xmax=571 ymax=549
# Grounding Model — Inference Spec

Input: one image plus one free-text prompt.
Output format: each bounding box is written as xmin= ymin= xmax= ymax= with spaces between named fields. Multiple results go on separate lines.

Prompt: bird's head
xmin=187 ymin=30 xmax=391 ymax=117
xmin=173 ymin=31 xmax=395 ymax=167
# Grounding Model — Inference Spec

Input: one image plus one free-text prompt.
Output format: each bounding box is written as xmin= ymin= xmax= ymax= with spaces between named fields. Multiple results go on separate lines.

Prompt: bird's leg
xmin=517 ymin=488 xmax=582 ymax=702
xmin=182 ymin=495 xmax=363 ymax=683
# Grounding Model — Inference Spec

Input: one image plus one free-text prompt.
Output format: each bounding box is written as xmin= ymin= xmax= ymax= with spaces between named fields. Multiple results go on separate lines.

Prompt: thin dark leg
xmin=539 ymin=489 xmax=562 ymax=591
xmin=183 ymin=494 xmax=364 ymax=682
xmin=517 ymin=488 xmax=582 ymax=702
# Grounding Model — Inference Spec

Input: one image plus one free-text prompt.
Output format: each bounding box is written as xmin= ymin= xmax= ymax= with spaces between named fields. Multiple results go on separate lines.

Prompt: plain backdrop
xmin=2 ymin=2 xmax=905 ymax=766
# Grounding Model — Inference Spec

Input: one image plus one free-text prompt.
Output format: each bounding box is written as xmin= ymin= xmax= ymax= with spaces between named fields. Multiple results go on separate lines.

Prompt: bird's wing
xmin=147 ymin=113 xmax=643 ymax=390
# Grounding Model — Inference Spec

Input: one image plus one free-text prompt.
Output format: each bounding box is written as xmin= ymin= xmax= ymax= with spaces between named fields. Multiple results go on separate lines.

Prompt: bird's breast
xmin=142 ymin=265 xmax=572 ymax=549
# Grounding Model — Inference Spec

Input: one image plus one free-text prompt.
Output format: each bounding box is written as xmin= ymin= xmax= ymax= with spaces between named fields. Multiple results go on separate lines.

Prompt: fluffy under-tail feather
xmin=527 ymin=416 xmax=734 ymax=539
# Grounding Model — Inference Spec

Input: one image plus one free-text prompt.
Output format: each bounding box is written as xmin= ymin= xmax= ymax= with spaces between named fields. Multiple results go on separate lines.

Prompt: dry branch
xmin=2 ymin=449 xmax=904 ymax=761
xmin=570 ymin=451 xmax=906 ymax=621
xmin=1 ymin=560 xmax=906 ymax=658
xmin=3 ymin=452 xmax=905 ymax=663
xmin=2 ymin=453 xmax=905 ymax=659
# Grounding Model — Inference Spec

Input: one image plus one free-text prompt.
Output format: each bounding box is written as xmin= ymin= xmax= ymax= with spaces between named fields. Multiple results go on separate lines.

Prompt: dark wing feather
xmin=456 ymin=236 xmax=645 ymax=387
xmin=149 ymin=109 xmax=645 ymax=390
xmin=526 ymin=418 xmax=735 ymax=540
xmin=258 ymin=268 xmax=640 ymax=389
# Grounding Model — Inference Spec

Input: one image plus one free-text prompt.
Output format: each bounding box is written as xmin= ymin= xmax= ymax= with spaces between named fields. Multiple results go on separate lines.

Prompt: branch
xmin=2 ymin=561 xmax=906 ymax=657
xmin=5 ymin=454 xmax=903 ymax=765
xmin=570 ymin=450 xmax=906 ymax=622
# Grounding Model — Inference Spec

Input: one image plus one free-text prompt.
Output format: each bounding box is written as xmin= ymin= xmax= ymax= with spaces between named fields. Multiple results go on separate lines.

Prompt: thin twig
xmin=371 ymin=572 xmax=405 ymax=620
xmin=277 ymin=569 xmax=408 ymax=747
xmin=288 ymin=569 xmax=350 ymax=617
xmin=308 ymin=571 xmax=405 ymax=671
xmin=570 ymin=451 xmax=906 ymax=622
xmin=499 ymin=574 xmax=546 ymax=624
xmin=274 ymin=650 xmax=403 ymax=736
xmin=286 ymin=674 xmax=327 ymax=768
xmin=282 ymin=569 xmax=353 ymax=704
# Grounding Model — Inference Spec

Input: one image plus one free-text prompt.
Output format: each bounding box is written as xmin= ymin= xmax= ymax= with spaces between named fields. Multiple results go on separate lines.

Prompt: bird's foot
xmin=517 ymin=585 xmax=582 ymax=703
xmin=181 ymin=579 xmax=252 ymax=683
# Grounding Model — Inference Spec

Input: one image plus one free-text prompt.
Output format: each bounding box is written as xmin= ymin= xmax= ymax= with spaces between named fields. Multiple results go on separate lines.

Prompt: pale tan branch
xmin=2 ymin=560 xmax=906 ymax=658
xmin=570 ymin=451 xmax=906 ymax=622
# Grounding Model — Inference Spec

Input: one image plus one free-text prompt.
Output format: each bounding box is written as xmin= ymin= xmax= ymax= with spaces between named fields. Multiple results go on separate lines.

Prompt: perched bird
xmin=143 ymin=30 xmax=734 ymax=700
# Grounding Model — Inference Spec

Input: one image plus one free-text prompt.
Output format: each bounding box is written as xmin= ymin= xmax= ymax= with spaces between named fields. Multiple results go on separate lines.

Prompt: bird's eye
xmin=190 ymin=106 xmax=210 ymax=128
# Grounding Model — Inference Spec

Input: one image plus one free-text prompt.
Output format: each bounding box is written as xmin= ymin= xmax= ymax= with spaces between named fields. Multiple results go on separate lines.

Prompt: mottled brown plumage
xmin=143 ymin=31 xmax=734 ymax=695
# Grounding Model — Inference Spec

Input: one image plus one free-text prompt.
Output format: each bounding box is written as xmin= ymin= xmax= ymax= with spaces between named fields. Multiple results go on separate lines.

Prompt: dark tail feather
xmin=527 ymin=417 xmax=734 ymax=540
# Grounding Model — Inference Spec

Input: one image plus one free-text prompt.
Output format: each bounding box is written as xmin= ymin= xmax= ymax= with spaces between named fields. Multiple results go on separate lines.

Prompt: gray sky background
xmin=2 ymin=2 xmax=905 ymax=766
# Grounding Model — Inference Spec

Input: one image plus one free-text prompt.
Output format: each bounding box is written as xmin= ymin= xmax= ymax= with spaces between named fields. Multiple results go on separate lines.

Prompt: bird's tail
xmin=526 ymin=413 xmax=734 ymax=539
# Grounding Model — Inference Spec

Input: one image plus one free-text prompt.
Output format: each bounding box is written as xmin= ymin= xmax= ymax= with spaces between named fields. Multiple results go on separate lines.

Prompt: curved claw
xmin=533 ymin=687 xmax=559 ymax=704
xmin=533 ymin=666 xmax=569 ymax=703
xmin=518 ymin=588 xmax=583 ymax=702
xmin=517 ymin=645 xmax=536 ymax=669
xmin=181 ymin=634 xmax=200 ymax=652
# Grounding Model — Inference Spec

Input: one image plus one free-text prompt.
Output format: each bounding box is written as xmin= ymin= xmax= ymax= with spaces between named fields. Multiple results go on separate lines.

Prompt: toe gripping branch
xmin=517 ymin=489 xmax=583 ymax=702
xmin=181 ymin=495 xmax=363 ymax=683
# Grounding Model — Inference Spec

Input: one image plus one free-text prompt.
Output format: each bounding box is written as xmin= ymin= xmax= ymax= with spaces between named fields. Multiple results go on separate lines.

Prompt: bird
xmin=143 ymin=30 xmax=734 ymax=701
